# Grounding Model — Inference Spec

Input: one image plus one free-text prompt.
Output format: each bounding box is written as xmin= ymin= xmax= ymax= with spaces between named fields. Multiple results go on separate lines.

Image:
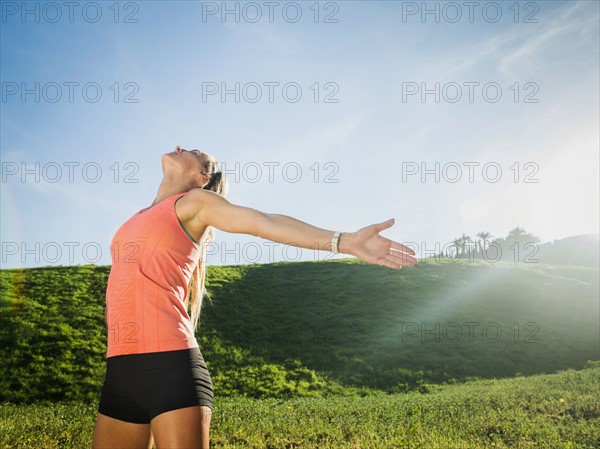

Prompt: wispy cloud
xmin=499 ymin=1 xmax=594 ymax=78
xmin=425 ymin=0 xmax=598 ymax=80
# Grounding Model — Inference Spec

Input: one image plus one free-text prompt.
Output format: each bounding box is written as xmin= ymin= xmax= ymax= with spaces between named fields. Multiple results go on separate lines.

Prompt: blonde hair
xmin=186 ymin=159 xmax=228 ymax=331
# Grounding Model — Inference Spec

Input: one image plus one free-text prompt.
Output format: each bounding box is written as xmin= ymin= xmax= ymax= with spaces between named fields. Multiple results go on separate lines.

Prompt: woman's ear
xmin=191 ymin=171 xmax=210 ymax=188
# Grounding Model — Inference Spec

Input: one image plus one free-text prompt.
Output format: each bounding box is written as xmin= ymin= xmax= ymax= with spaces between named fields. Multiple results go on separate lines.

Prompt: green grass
xmin=1 ymin=259 xmax=599 ymax=447
xmin=203 ymin=258 xmax=599 ymax=386
xmin=1 ymin=363 xmax=599 ymax=448
xmin=1 ymin=259 xmax=599 ymax=402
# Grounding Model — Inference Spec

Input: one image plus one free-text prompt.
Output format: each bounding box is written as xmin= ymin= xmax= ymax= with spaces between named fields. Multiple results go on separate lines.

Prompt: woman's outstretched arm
xmin=188 ymin=189 xmax=417 ymax=270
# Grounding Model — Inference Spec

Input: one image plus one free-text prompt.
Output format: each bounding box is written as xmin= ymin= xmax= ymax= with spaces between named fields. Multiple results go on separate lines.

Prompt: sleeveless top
xmin=104 ymin=191 xmax=202 ymax=358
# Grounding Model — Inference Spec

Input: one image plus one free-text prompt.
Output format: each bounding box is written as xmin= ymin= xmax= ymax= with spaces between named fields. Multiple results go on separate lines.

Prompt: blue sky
xmin=1 ymin=0 xmax=598 ymax=268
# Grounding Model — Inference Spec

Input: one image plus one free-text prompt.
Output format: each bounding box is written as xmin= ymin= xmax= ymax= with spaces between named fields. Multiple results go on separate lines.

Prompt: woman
xmin=92 ymin=145 xmax=418 ymax=449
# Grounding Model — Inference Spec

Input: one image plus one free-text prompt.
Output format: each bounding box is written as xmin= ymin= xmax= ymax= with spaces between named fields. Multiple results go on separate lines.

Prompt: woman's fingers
xmin=389 ymin=240 xmax=416 ymax=256
xmin=372 ymin=218 xmax=395 ymax=232
xmin=360 ymin=245 xmax=418 ymax=270
xmin=388 ymin=249 xmax=418 ymax=266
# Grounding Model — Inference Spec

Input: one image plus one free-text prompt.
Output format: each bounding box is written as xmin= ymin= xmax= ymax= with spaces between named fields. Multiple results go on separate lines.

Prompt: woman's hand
xmin=341 ymin=218 xmax=418 ymax=270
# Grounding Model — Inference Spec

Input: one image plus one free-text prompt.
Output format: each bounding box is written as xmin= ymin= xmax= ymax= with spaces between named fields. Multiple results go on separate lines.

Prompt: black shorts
xmin=98 ymin=347 xmax=214 ymax=424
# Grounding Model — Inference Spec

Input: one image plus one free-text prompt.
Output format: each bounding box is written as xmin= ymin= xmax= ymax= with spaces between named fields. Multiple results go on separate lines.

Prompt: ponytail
xmin=187 ymin=161 xmax=228 ymax=331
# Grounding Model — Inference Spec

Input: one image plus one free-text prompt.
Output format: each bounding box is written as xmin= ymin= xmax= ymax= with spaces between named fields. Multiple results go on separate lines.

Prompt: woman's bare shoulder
xmin=176 ymin=189 xmax=222 ymax=223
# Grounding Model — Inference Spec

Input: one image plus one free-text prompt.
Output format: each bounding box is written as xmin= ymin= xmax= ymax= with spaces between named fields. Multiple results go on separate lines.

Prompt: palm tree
xmin=452 ymin=238 xmax=462 ymax=258
xmin=477 ymin=231 xmax=493 ymax=252
xmin=460 ymin=233 xmax=472 ymax=257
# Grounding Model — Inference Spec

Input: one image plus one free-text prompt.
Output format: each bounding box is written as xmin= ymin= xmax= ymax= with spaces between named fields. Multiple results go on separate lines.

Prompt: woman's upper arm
xmin=190 ymin=189 xmax=266 ymax=236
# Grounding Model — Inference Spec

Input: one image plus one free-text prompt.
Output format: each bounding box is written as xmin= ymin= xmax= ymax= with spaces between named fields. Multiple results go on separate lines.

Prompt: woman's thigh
xmin=151 ymin=405 xmax=212 ymax=449
xmin=92 ymin=412 xmax=153 ymax=449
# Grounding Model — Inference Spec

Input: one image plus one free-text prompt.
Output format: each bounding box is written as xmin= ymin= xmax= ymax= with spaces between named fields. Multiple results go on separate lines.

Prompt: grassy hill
xmin=1 ymin=363 xmax=599 ymax=448
xmin=536 ymin=234 xmax=599 ymax=267
xmin=1 ymin=258 xmax=598 ymax=403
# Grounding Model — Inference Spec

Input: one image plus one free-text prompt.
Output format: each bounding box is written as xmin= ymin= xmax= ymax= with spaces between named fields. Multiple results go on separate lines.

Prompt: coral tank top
xmin=104 ymin=191 xmax=202 ymax=358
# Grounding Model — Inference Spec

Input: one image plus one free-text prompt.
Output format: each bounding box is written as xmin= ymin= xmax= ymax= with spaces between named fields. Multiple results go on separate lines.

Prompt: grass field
xmin=1 ymin=363 xmax=599 ymax=448
xmin=1 ymin=258 xmax=599 ymax=447
xmin=1 ymin=259 xmax=598 ymax=403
